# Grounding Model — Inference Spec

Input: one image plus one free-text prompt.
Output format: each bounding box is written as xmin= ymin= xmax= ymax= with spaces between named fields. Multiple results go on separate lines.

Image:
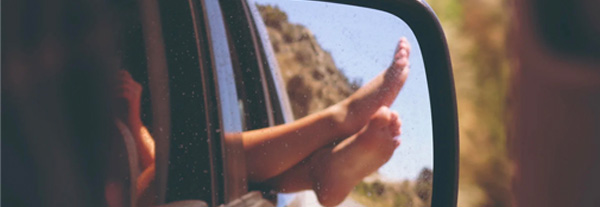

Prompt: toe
xmin=394 ymin=137 xmax=401 ymax=147
xmin=394 ymin=52 xmax=409 ymax=69
xmin=389 ymin=124 xmax=402 ymax=137
xmin=395 ymin=38 xmax=411 ymax=61
xmin=388 ymin=112 xmax=401 ymax=136
xmin=392 ymin=39 xmax=411 ymax=71
xmin=370 ymin=106 xmax=391 ymax=128
xmin=395 ymin=118 xmax=402 ymax=129
xmin=393 ymin=127 xmax=401 ymax=137
xmin=389 ymin=110 xmax=399 ymax=122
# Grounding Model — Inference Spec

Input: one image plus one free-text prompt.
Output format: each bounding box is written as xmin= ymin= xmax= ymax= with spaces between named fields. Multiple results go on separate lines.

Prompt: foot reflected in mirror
xmin=250 ymin=0 xmax=434 ymax=206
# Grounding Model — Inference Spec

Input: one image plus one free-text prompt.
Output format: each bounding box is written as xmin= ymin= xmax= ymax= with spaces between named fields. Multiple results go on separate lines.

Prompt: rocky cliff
xmin=257 ymin=4 xmax=360 ymax=119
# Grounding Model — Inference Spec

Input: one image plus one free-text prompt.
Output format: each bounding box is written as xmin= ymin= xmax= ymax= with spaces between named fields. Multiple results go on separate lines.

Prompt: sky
xmin=252 ymin=0 xmax=434 ymax=181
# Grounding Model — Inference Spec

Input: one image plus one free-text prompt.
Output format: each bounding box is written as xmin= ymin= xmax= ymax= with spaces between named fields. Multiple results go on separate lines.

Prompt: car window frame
xmin=218 ymin=0 xmax=290 ymax=203
xmin=219 ymin=0 xmax=278 ymax=131
xmin=244 ymin=0 xmax=295 ymax=126
xmin=152 ymin=0 xmax=230 ymax=205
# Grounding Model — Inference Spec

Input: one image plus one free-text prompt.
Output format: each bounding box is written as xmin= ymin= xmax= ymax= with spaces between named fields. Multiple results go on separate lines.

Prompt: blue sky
xmin=253 ymin=0 xmax=433 ymax=181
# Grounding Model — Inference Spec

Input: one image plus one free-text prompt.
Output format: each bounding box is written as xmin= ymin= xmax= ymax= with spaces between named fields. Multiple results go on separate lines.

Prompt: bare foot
xmin=332 ymin=37 xmax=410 ymax=137
xmin=385 ymin=37 xmax=410 ymax=87
xmin=243 ymin=38 xmax=409 ymax=184
xmin=310 ymin=106 xmax=402 ymax=206
xmin=391 ymin=37 xmax=411 ymax=74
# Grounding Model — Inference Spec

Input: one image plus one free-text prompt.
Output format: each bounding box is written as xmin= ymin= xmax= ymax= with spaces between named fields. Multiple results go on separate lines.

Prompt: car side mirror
xmin=247 ymin=0 xmax=459 ymax=206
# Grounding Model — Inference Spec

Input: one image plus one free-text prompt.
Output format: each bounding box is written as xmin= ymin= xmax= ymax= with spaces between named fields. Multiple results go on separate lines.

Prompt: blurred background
xmin=426 ymin=0 xmax=513 ymax=206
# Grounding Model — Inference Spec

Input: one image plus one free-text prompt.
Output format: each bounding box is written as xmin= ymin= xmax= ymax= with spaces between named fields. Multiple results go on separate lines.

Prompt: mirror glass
xmin=251 ymin=0 xmax=433 ymax=206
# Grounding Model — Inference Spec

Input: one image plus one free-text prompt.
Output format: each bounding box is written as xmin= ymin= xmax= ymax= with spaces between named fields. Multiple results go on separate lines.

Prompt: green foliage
xmin=372 ymin=181 xmax=386 ymax=196
xmin=353 ymin=181 xmax=385 ymax=198
xmin=414 ymin=168 xmax=433 ymax=204
xmin=352 ymin=180 xmax=431 ymax=207
xmin=393 ymin=191 xmax=413 ymax=207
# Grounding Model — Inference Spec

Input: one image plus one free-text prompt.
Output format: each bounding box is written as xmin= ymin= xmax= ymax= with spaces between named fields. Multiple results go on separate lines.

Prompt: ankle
xmin=327 ymin=102 xmax=361 ymax=137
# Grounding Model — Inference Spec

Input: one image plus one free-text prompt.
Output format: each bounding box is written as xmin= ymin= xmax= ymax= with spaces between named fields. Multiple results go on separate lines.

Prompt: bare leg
xmin=244 ymin=38 xmax=410 ymax=182
xmin=115 ymin=70 xmax=155 ymax=170
xmin=260 ymin=106 xmax=402 ymax=206
xmin=113 ymin=71 xmax=158 ymax=206
xmin=136 ymin=164 xmax=157 ymax=207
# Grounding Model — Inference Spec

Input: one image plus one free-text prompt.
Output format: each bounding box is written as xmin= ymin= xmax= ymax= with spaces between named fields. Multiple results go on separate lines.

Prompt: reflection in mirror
xmin=107 ymin=1 xmax=174 ymax=204
xmin=108 ymin=3 xmax=160 ymax=206
xmin=250 ymin=0 xmax=433 ymax=206
xmin=111 ymin=69 xmax=157 ymax=207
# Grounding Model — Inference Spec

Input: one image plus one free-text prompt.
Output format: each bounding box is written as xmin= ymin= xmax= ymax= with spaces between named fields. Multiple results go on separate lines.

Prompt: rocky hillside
xmin=257 ymin=5 xmax=360 ymax=119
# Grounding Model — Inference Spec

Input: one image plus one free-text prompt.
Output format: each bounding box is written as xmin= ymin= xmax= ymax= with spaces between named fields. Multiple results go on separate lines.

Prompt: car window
xmin=205 ymin=0 xmax=258 ymax=205
xmin=220 ymin=1 xmax=275 ymax=132
xmin=220 ymin=0 xmax=291 ymax=204
xmin=158 ymin=0 xmax=220 ymax=205
xmin=246 ymin=1 xmax=296 ymax=126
